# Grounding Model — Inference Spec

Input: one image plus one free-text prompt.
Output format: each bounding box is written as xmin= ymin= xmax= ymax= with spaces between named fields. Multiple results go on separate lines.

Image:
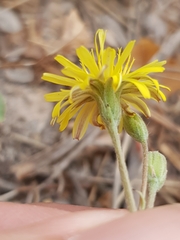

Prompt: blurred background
xmin=0 ymin=0 xmax=180 ymax=209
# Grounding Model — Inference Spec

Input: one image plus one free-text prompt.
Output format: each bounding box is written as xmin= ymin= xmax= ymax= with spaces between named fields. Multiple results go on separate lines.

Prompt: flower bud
xmin=148 ymin=151 xmax=167 ymax=192
xmin=123 ymin=113 xmax=148 ymax=143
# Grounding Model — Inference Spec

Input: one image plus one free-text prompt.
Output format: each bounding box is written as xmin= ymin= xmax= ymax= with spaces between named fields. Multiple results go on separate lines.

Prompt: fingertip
xmin=75 ymin=204 xmax=180 ymax=240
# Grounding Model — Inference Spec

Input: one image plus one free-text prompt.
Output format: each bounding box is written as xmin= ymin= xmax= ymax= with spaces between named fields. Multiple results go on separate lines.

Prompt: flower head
xmin=42 ymin=29 xmax=169 ymax=139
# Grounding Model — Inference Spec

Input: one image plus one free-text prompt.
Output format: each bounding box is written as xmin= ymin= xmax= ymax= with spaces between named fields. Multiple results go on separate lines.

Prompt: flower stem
xmin=146 ymin=185 xmax=157 ymax=208
xmin=106 ymin=124 xmax=137 ymax=212
xmin=141 ymin=142 xmax=149 ymax=201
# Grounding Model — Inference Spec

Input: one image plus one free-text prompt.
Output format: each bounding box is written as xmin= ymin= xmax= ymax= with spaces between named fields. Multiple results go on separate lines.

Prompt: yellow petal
xmin=112 ymin=73 xmax=122 ymax=92
xmin=122 ymin=94 xmax=151 ymax=117
xmin=89 ymin=103 xmax=104 ymax=129
xmin=158 ymin=90 xmax=166 ymax=101
xmin=121 ymin=86 xmax=142 ymax=97
xmin=52 ymin=102 xmax=61 ymax=118
xmin=124 ymin=79 xmax=151 ymax=98
xmin=95 ymin=29 xmax=107 ymax=67
xmin=140 ymin=77 xmax=160 ymax=90
xmin=159 ymin=84 xmax=171 ymax=91
xmin=114 ymin=41 xmax=135 ymax=74
xmin=149 ymin=88 xmax=166 ymax=101
xmin=122 ymin=55 xmax=131 ymax=75
xmin=55 ymin=55 xmax=81 ymax=72
xmin=127 ymin=60 xmax=166 ymax=78
xmin=61 ymin=67 xmax=87 ymax=80
xmin=73 ymin=103 xmax=94 ymax=139
xmin=126 ymin=58 xmax=135 ymax=74
xmin=44 ymin=91 xmax=69 ymax=102
xmin=95 ymin=29 xmax=106 ymax=53
xmin=76 ymin=46 xmax=99 ymax=76
xmin=59 ymin=104 xmax=81 ymax=131
xmin=102 ymin=47 xmax=116 ymax=79
xmin=42 ymin=73 xmax=76 ymax=87
xmin=57 ymin=95 xmax=92 ymax=124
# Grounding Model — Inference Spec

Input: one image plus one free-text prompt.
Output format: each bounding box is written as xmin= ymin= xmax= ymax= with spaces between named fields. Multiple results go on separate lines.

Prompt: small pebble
xmin=0 ymin=7 xmax=23 ymax=33
xmin=4 ymin=68 xmax=34 ymax=83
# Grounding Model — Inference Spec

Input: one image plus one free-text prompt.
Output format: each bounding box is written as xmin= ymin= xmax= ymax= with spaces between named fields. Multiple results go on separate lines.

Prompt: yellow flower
xmin=42 ymin=29 xmax=169 ymax=139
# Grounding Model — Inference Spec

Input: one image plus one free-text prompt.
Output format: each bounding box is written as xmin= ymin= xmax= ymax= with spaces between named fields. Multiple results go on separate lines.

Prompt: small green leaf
xmin=0 ymin=94 xmax=5 ymax=122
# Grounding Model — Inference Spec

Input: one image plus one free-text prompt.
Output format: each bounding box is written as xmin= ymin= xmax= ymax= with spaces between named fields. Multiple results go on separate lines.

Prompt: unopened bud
xmin=123 ymin=113 xmax=148 ymax=143
xmin=148 ymin=151 xmax=167 ymax=192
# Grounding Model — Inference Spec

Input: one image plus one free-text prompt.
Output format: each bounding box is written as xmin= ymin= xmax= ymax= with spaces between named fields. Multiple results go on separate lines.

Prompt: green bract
xmin=148 ymin=151 xmax=167 ymax=192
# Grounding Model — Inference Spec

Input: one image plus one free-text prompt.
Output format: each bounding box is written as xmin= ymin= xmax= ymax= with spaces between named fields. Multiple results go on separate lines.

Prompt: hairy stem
xmin=107 ymin=124 xmax=137 ymax=212
xmin=141 ymin=142 xmax=149 ymax=201
xmin=146 ymin=185 xmax=157 ymax=208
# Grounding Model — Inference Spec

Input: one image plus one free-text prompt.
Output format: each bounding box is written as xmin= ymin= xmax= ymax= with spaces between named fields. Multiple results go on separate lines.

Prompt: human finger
xmin=75 ymin=204 xmax=180 ymax=240
xmin=0 ymin=205 xmax=127 ymax=240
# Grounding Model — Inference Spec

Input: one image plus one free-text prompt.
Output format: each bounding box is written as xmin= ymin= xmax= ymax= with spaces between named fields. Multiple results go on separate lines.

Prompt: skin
xmin=0 ymin=202 xmax=179 ymax=239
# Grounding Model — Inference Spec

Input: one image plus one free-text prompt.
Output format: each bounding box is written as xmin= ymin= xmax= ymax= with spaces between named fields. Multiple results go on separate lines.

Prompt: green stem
xmin=106 ymin=124 xmax=137 ymax=212
xmin=141 ymin=141 xmax=149 ymax=201
xmin=146 ymin=185 xmax=157 ymax=208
